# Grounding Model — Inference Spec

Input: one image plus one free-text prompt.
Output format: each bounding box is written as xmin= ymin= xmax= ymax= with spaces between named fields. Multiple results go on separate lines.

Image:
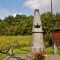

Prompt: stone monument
xmin=32 ymin=9 xmax=44 ymax=52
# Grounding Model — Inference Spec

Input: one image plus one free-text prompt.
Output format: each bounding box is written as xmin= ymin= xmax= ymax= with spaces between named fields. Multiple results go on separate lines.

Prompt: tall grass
xmin=0 ymin=36 xmax=32 ymax=50
xmin=0 ymin=36 xmax=32 ymax=60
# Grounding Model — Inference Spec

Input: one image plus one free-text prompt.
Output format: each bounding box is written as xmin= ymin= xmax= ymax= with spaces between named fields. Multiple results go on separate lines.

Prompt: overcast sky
xmin=0 ymin=0 xmax=60 ymax=19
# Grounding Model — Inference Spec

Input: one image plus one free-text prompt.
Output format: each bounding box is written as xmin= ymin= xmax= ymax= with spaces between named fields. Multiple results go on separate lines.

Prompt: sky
xmin=0 ymin=0 xmax=60 ymax=19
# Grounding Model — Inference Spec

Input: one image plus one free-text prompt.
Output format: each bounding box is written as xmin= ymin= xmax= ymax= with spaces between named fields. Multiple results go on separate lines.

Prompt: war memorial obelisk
xmin=32 ymin=9 xmax=44 ymax=52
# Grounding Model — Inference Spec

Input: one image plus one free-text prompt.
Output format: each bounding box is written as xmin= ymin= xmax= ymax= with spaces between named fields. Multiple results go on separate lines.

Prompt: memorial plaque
xmin=54 ymin=29 xmax=60 ymax=46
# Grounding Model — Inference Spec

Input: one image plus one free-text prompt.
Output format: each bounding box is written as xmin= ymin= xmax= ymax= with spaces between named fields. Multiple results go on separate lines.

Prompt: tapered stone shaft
xmin=32 ymin=9 xmax=44 ymax=52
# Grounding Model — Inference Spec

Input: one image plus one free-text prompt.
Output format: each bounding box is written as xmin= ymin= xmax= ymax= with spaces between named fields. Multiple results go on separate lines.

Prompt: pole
xmin=51 ymin=0 xmax=57 ymax=54
xmin=51 ymin=0 xmax=54 ymax=53
xmin=51 ymin=0 xmax=53 ymax=14
xmin=51 ymin=0 xmax=54 ymax=48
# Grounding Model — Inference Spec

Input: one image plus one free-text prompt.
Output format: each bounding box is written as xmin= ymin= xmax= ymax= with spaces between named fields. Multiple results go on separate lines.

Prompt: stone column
xmin=32 ymin=9 xmax=44 ymax=53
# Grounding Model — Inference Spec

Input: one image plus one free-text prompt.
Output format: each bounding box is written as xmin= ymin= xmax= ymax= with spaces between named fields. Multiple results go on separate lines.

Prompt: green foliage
xmin=0 ymin=12 xmax=60 ymax=49
xmin=0 ymin=12 xmax=60 ymax=59
xmin=0 ymin=12 xmax=60 ymax=36
xmin=45 ymin=47 xmax=54 ymax=54
xmin=41 ymin=12 xmax=60 ymax=47
xmin=1 ymin=14 xmax=33 ymax=36
xmin=44 ymin=33 xmax=52 ymax=47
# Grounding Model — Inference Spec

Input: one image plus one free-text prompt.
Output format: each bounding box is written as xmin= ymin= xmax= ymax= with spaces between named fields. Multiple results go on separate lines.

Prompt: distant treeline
xmin=0 ymin=12 xmax=60 ymax=36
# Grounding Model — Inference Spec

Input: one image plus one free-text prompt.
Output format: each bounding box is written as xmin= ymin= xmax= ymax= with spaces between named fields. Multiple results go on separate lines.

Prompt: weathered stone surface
xmin=32 ymin=9 xmax=44 ymax=52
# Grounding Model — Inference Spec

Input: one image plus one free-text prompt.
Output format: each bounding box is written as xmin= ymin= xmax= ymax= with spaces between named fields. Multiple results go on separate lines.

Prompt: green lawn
xmin=13 ymin=46 xmax=31 ymax=54
xmin=45 ymin=47 xmax=60 ymax=55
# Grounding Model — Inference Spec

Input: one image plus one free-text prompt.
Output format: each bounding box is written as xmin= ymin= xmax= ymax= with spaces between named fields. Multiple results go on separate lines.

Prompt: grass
xmin=45 ymin=47 xmax=54 ymax=54
xmin=57 ymin=48 xmax=60 ymax=55
xmin=0 ymin=54 xmax=6 ymax=60
xmin=13 ymin=46 xmax=31 ymax=54
xmin=45 ymin=47 xmax=60 ymax=55
xmin=0 ymin=36 xmax=32 ymax=50
xmin=0 ymin=36 xmax=32 ymax=60
xmin=0 ymin=36 xmax=60 ymax=60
